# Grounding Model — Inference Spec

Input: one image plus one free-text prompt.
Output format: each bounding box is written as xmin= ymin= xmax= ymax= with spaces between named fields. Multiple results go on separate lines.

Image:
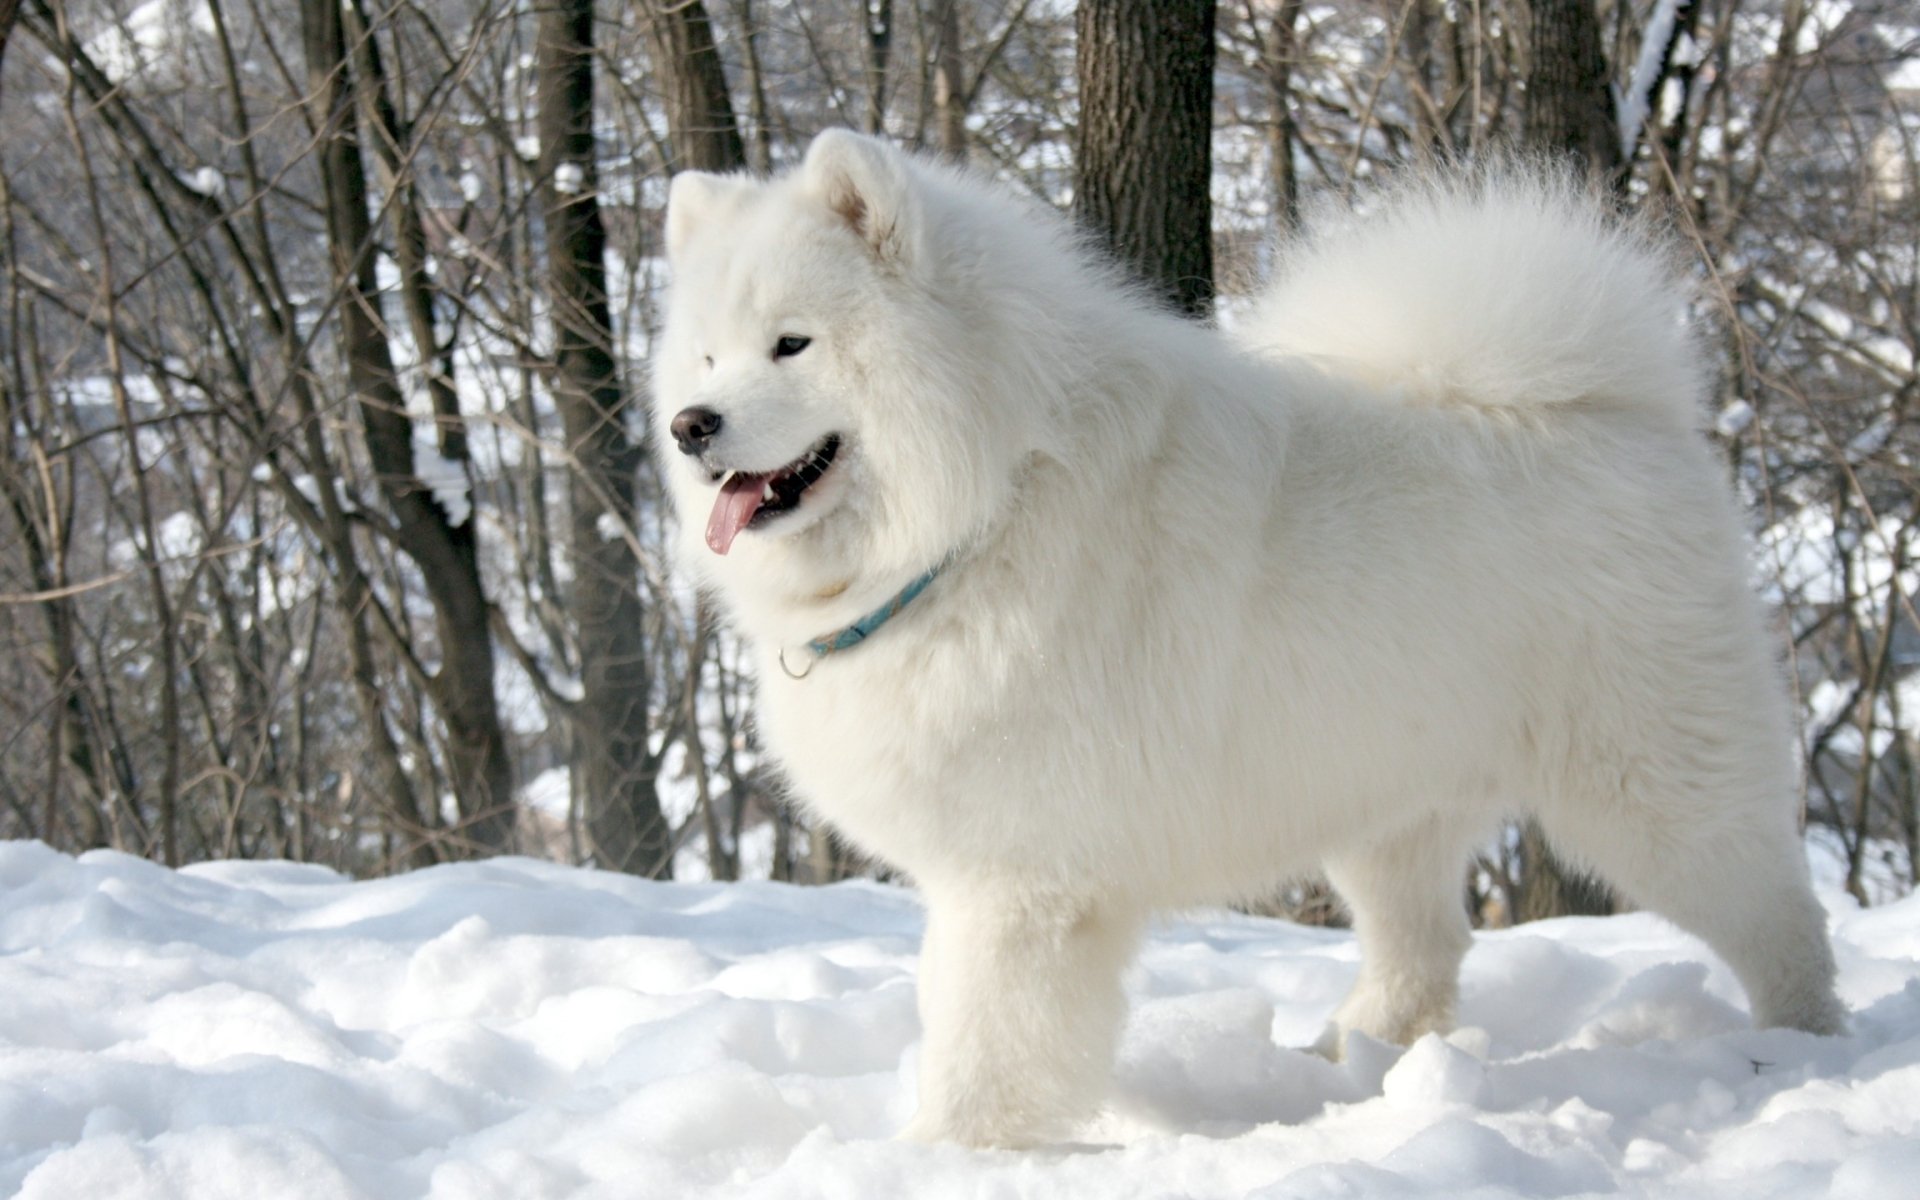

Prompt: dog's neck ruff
xmin=780 ymin=563 xmax=943 ymax=678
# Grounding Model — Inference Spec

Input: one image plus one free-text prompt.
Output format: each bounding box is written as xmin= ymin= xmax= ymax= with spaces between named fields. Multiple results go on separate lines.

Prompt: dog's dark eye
xmin=773 ymin=335 xmax=811 ymax=360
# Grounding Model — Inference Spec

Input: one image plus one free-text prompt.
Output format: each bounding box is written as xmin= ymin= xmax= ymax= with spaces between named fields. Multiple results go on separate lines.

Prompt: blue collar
xmin=782 ymin=563 xmax=943 ymax=677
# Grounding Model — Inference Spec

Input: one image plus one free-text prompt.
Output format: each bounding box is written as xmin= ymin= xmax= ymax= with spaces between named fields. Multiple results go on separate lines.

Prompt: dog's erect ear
xmin=666 ymin=171 xmax=754 ymax=264
xmin=801 ymin=129 xmax=920 ymax=265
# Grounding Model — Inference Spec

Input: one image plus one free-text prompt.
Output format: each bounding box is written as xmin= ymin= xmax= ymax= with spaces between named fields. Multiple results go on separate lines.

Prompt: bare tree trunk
xmin=864 ymin=0 xmax=893 ymax=134
xmin=0 ymin=0 xmax=19 ymax=84
xmin=1262 ymin=0 xmax=1303 ymax=230
xmin=300 ymin=0 xmax=515 ymax=856
xmin=732 ymin=0 xmax=776 ymax=172
xmin=639 ymin=0 xmax=748 ymax=173
xmin=1841 ymin=527 xmax=1899 ymax=906
xmin=1526 ymin=0 xmax=1624 ymax=184
xmin=51 ymin=7 xmax=182 ymax=864
xmin=0 ymin=376 xmax=111 ymax=850
xmin=207 ymin=0 xmax=436 ymax=866
xmin=929 ymin=0 xmax=966 ymax=159
xmin=537 ymin=0 xmax=670 ymax=876
xmin=343 ymin=0 xmax=466 ymax=463
xmin=683 ymin=607 xmax=734 ymax=880
xmin=1073 ymin=0 xmax=1217 ymax=318
xmin=1654 ymin=0 xmax=1707 ymax=180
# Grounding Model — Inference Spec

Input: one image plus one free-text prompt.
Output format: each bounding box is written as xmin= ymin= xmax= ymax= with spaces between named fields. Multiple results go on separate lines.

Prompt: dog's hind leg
xmin=1316 ymin=814 xmax=1486 ymax=1058
xmin=902 ymin=886 xmax=1144 ymax=1147
xmin=1535 ymin=771 xmax=1845 ymax=1037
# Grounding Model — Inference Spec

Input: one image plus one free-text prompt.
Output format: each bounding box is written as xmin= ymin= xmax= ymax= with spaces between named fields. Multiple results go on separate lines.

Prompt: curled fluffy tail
xmin=1240 ymin=167 xmax=1708 ymax=421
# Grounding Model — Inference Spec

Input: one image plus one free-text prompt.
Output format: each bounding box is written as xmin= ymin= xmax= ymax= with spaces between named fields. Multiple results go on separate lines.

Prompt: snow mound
xmin=1 ymin=842 xmax=1917 ymax=1198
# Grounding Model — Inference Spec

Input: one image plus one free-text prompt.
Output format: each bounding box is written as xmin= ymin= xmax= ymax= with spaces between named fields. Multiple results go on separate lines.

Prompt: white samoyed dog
xmin=651 ymin=129 xmax=1845 ymax=1147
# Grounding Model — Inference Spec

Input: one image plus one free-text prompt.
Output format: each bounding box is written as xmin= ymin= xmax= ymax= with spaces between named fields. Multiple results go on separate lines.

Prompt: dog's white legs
xmin=1539 ymin=789 xmax=1845 ymax=1036
xmin=903 ymin=888 xmax=1143 ymax=1147
xmin=1317 ymin=818 xmax=1481 ymax=1058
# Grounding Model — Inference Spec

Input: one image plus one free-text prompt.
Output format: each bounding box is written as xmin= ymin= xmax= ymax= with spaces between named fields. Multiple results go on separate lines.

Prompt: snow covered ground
xmin=3 ymin=842 xmax=1918 ymax=1199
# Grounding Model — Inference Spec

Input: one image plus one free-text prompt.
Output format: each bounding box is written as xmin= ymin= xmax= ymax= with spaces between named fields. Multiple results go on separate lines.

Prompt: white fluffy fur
xmin=652 ymin=130 xmax=1845 ymax=1148
xmin=1245 ymin=170 xmax=1708 ymax=417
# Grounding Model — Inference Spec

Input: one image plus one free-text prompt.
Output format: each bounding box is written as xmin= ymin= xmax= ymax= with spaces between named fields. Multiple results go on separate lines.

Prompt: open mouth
xmin=704 ymin=434 xmax=842 ymax=555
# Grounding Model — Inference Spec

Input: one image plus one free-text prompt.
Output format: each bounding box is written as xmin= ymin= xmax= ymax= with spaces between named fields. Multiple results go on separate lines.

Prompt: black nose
xmin=670 ymin=406 xmax=723 ymax=455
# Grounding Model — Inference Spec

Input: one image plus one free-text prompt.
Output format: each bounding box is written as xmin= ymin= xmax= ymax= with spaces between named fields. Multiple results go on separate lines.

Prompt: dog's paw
xmin=1308 ymin=1022 xmax=1346 ymax=1062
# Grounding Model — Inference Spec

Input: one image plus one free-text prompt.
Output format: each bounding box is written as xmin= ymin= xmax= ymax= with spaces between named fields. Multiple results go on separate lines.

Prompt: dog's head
xmin=653 ymin=131 xmax=1060 ymax=639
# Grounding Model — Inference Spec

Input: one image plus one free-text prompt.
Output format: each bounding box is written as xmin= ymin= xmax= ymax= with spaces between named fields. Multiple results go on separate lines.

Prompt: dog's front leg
xmin=901 ymin=886 xmax=1142 ymax=1147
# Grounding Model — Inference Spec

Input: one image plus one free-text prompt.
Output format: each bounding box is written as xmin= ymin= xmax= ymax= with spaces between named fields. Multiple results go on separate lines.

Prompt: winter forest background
xmin=0 ymin=0 xmax=1915 ymax=916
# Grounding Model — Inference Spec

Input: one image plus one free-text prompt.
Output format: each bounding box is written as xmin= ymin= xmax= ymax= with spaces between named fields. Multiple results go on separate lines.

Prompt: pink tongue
xmin=706 ymin=473 xmax=771 ymax=555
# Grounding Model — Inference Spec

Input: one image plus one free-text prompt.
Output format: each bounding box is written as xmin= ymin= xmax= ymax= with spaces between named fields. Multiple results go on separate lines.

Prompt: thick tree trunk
xmin=1072 ymin=0 xmax=1216 ymax=318
xmin=1526 ymin=0 xmax=1624 ymax=182
xmin=538 ymin=0 xmax=670 ymax=876
xmin=640 ymin=0 xmax=748 ymax=174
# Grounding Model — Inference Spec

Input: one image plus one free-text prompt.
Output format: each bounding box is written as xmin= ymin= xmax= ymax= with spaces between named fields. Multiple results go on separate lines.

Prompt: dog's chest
xmin=762 ymin=649 xmax=960 ymax=789
xmin=755 ymin=639 xmax=1064 ymax=868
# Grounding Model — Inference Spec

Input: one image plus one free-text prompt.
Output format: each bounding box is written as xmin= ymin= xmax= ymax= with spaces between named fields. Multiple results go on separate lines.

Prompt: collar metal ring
xmin=777 ymin=645 xmax=818 ymax=680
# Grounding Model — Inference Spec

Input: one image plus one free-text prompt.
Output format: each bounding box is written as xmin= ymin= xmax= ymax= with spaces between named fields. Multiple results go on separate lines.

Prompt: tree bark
xmin=639 ymin=0 xmax=748 ymax=174
xmin=1525 ymin=0 xmax=1624 ymax=183
xmin=1073 ymin=0 xmax=1217 ymax=318
xmin=929 ymin=0 xmax=967 ymax=160
xmin=538 ymin=0 xmax=671 ymax=875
